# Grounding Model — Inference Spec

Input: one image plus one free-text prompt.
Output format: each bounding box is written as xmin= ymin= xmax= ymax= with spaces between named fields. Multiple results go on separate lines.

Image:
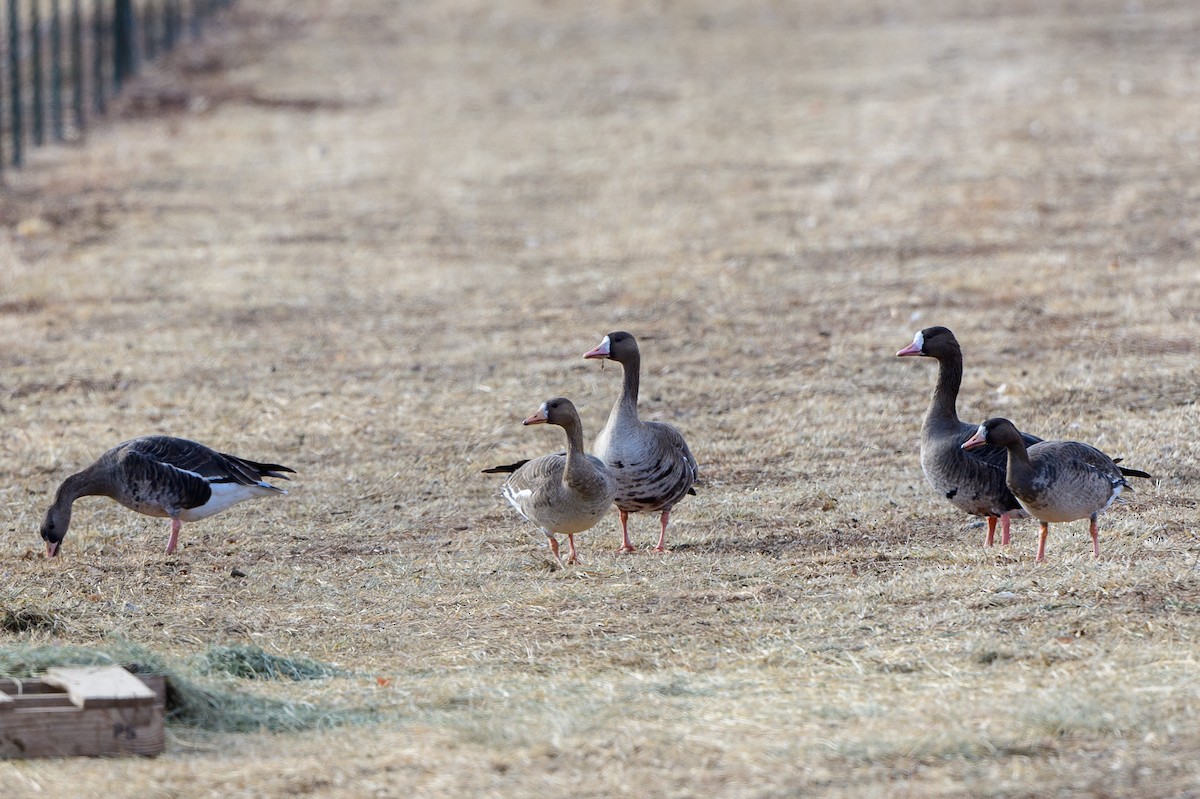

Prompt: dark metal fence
xmin=0 ymin=0 xmax=233 ymax=170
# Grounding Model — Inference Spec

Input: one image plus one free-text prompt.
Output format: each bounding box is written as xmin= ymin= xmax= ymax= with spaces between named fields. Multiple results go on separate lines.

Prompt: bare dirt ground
xmin=1 ymin=0 xmax=1199 ymax=795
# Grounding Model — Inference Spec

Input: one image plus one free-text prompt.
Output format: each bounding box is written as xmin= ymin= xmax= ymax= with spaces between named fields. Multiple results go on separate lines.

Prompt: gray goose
xmin=483 ymin=398 xmax=616 ymax=565
xmin=40 ymin=436 xmax=294 ymax=557
xmin=897 ymin=326 xmax=1043 ymax=547
xmin=583 ymin=331 xmax=697 ymax=553
xmin=963 ymin=418 xmax=1151 ymax=561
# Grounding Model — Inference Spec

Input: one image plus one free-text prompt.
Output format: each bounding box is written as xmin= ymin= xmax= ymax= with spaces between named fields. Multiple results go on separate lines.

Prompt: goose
xmin=583 ymin=331 xmax=697 ymax=553
xmin=40 ymin=436 xmax=294 ymax=557
xmin=963 ymin=418 xmax=1151 ymax=561
xmin=483 ymin=398 xmax=616 ymax=565
xmin=897 ymin=326 xmax=1044 ymax=547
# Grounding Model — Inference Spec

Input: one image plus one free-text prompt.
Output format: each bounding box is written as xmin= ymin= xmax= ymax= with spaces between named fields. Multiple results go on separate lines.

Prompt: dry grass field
xmin=1 ymin=0 xmax=1199 ymax=795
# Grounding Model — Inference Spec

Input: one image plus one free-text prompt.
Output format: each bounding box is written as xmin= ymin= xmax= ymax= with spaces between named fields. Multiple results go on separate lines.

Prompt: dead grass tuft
xmin=0 ymin=607 xmax=63 ymax=634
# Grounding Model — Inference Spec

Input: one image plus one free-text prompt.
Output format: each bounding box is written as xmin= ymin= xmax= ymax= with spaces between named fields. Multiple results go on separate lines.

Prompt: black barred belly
xmin=611 ymin=454 xmax=691 ymax=514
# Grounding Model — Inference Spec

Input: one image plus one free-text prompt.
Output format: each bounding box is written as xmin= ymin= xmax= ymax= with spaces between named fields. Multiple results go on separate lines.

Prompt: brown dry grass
xmin=2 ymin=0 xmax=1199 ymax=795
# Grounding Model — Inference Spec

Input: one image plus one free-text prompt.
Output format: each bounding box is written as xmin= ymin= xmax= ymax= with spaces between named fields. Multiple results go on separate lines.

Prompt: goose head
xmin=896 ymin=326 xmax=961 ymax=359
xmin=584 ymin=331 xmax=639 ymax=364
xmin=523 ymin=397 xmax=579 ymax=428
xmin=962 ymin=417 xmax=1022 ymax=450
xmin=40 ymin=503 xmax=71 ymax=558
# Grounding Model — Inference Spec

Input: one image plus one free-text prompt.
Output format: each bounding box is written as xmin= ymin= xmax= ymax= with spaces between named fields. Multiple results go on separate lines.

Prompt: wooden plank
xmin=1 ymin=674 xmax=163 ymax=700
xmin=43 ymin=666 xmax=156 ymax=709
xmin=0 ymin=692 xmax=12 ymax=712
xmin=0 ymin=704 xmax=164 ymax=758
xmin=4 ymin=695 xmax=75 ymax=710
xmin=0 ymin=679 xmax=58 ymax=695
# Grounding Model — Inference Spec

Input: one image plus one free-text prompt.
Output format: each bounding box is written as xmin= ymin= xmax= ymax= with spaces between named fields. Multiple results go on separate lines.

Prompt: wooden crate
xmin=0 ymin=666 xmax=166 ymax=758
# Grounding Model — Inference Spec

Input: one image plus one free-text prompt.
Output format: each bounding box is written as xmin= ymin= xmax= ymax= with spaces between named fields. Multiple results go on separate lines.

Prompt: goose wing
xmin=500 ymin=453 xmax=566 ymax=523
xmin=117 ymin=441 xmax=216 ymax=512
xmin=126 ymin=436 xmax=292 ymax=485
xmin=644 ymin=420 xmax=698 ymax=498
xmin=124 ymin=436 xmax=291 ymax=498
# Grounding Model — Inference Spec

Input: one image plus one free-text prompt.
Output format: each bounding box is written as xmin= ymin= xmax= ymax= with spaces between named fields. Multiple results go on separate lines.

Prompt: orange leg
xmin=566 ymin=534 xmax=581 ymax=565
xmin=547 ymin=535 xmax=563 ymax=564
xmin=654 ymin=510 xmax=672 ymax=553
xmin=1036 ymin=521 xmax=1049 ymax=562
xmin=1000 ymin=513 xmax=1013 ymax=546
xmin=617 ymin=510 xmax=636 ymax=553
xmin=165 ymin=518 xmax=182 ymax=555
xmin=985 ymin=516 xmax=997 ymax=547
xmin=1089 ymin=514 xmax=1100 ymax=559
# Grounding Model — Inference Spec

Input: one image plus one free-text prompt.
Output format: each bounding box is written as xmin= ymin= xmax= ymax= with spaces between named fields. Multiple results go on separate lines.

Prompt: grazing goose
xmin=897 ymin=326 xmax=1043 ymax=547
xmin=483 ymin=398 xmax=616 ymax=565
xmin=40 ymin=436 xmax=294 ymax=557
xmin=963 ymin=418 xmax=1151 ymax=561
xmin=584 ymin=331 xmax=697 ymax=553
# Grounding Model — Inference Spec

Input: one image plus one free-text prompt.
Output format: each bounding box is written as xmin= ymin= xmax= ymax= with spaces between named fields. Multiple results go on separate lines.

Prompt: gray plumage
xmin=963 ymin=418 xmax=1151 ymax=561
xmin=584 ymin=331 xmax=697 ymax=553
xmin=897 ymin=326 xmax=1042 ymax=547
xmin=40 ymin=436 xmax=294 ymax=557
xmin=484 ymin=398 xmax=616 ymax=565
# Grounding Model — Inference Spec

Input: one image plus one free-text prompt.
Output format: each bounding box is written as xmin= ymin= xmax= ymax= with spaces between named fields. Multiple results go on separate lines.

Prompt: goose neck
xmin=1002 ymin=438 xmax=1036 ymax=486
xmin=560 ymin=419 xmax=590 ymax=484
xmin=926 ymin=351 xmax=963 ymax=425
xmin=616 ymin=354 xmax=641 ymax=416
xmin=57 ymin=467 xmax=112 ymax=504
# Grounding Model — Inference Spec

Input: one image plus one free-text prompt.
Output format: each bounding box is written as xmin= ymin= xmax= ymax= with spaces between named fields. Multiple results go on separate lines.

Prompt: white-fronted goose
xmin=583 ymin=331 xmax=697 ymax=553
xmin=40 ymin=436 xmax=294 ymax=557
xmin=897 ymin=326 xmax=1044 ymax=547
xmin=963 ymin=418 xmax=1151 ymax=561
xmin=483 ymin=398 xmax=616 ymax=565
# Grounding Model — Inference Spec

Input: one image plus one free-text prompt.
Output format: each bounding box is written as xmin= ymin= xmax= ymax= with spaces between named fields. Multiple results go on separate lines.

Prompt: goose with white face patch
xmin=962 ymin=418 xmax=1151 ymax=562
xmin=897 ymin=326 xmax=1043 ymax=548
xmin=39 ymin=436 xmax=295 ymax=557
xmin=584 ymin=331 xmax=697 ymax=554
xmin=483 ymin=398 xmax=616 ymax=565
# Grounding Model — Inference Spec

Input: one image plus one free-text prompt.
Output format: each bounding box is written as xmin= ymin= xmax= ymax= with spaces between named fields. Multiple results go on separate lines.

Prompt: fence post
xmin=32 ymin=0 xmax=45 ymax=146
xmin=70 ymin=0 xmax=83 ymax=134
xmin=0 ymin=2 xmax=5 ymax=172
xmin=142 ymin=0 xmax=155 ymax=61
xmin=112 ymin=0 xmax=134 ymax=91
xmin=92 ymin=0 xmax=105 ymax=114
xmin=8 ymin=0 xmax=21 ymax=166
xmin=51 ymin=0 xmax=64 ymax=141
xmin=165 ymin=0 xmax=178 ymax=52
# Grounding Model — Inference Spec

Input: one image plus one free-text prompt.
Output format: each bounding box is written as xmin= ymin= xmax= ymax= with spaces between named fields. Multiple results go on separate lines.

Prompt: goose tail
xmin=1112 ymin=458 xmax=1152 ymax=480
xmin=482 ymin=459 xmax=530 ymax=475
xmin=228 ymin=456 xmax=296 ymax=482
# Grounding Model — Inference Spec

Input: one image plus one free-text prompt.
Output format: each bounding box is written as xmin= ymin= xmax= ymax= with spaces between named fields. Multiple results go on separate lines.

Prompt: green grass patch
xmin=0 ymin=642 xmax=369 ymax=733
xmin=197 ymin=643 xmax=345 ymax=681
